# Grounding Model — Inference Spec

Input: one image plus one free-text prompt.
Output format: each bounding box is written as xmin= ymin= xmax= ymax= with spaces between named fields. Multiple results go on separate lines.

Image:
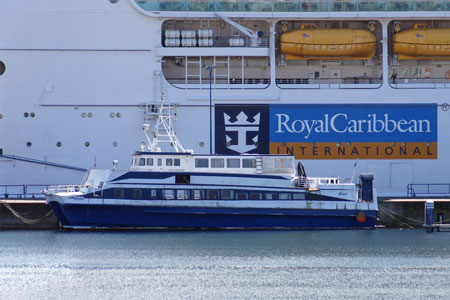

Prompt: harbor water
xmin=1 ymin=229 xmax=450 ymax=300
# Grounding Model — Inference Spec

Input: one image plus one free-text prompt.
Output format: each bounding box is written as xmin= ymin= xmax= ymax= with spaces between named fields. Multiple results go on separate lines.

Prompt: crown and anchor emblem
xmin=224 ymin=111 xmax=260 ymax=153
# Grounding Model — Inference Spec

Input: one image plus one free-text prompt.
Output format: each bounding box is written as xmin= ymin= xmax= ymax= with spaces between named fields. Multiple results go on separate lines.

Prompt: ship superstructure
xmin=1 ymin=0 xmax=450 ymax=197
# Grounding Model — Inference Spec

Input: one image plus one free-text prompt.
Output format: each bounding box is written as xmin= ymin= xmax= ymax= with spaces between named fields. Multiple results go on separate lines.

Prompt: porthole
xmin=199 ymin=142 xmax=205 ymax=147
xmin=88 ymin=112 xmax=93 ymax=118
xmin=56 ymin=142 xmax=62 ymax=147
xmin=26 ymin=142 xmax=32 ymax=147
xmin=112 ymin=141 xmax=118 ymax=147
xmin=81 ymin=113 xmax=87 ymax=118
xmin=0 ymin=61 xmax=5 ymax=76
xmin=116 ymin=113 xmax=121 ymax=118
xmin=84 ymin=142 xmax=90 ymax=147
xmin=24 ymin=112 xmax=29 ymax=118
xmin=109 ymin=0 xmax=119 ymax=3
xmin=110 ymin=113 xmax=115 ymax=118
xmin=30 ymin=112 xmax=35 ymax=118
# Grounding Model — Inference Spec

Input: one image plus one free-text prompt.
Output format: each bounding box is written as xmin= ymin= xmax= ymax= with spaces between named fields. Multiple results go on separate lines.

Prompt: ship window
xmin=133 ymin=189 xmax=142 ymax=199
xmin=250 ymin=193 xmax=262 ymax=200
xmin=166 ymin=158 xmax=173 ymax=166
xmin=211 ymin=158 xmax=225 ymax=168
xmin=192 ymin=190 xmax=204 ymax=200
xmin=115 ymin=188 xmax=124 ymax=199
xmin=146 ymin=158 xmax=154 ymax=166
xmin=221 ymin=190 xmax=233 ymax=200
xmin=163 ymin=190 xmax=174 ymax=200
xmin=158 ymin=158 xmax=162 ymax=166
xmin=206 ymin=190 xmax=219 ymax=200
xmin=265 ymin=193 xmax=278 ymax=200
xmin=275 ymin=158 xmax=292 ymax=169
xmin=150 ymin=189 xmax=158 ymax=200
xmin=26 ymin=142 xmax=32 ymax=147
xmin=175 ymin=174 xmax=190 ymax=184
xmin=236 ymin=193 xmax=248 ymax=200
xmin=174 ymin=159 xmax=181 ymax=166
xmin=293 ymin=193 xmax=305 ymax=200
xmin=279 ymin=193 xmax=291 ymax=200
xmin=226 ymin=158 xmax=240 ymax=168
xmin=0 ymin=61 xmax=5 ymax=75
xmin=139 ymin=158 xmax=145 ymax=166
xmin=110 ymin=0 xmax=119 ymax=4
xmin=242 ymin=159 xmax=256 ymax=168
xmin=195 ymin=158 xmax=209 ymax=168
xmin=177 ymin=190 xmax=189 ymax=200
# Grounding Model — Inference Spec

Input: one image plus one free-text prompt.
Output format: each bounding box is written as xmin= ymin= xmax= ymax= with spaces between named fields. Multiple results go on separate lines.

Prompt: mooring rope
xmin=378 ymin=206 xmax=415 ymax=229
xmin=0 ymin=201 xmax=53 ymax=224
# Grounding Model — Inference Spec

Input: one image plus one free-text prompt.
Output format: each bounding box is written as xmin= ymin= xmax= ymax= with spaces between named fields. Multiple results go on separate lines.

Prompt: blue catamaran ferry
xmin=44 ymin=101 xmax=377 ymax=229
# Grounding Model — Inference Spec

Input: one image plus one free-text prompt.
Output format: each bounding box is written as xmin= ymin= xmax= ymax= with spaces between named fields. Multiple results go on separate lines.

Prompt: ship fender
xmin=446 ymin=70 xmax=450 ymax=79
xmin=356 ymin=211 xmax=366 ymax=223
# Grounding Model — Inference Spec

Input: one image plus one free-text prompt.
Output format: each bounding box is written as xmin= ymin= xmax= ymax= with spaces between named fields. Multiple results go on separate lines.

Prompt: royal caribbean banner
xmin=215 ymin=104 xmax=437 ymax=159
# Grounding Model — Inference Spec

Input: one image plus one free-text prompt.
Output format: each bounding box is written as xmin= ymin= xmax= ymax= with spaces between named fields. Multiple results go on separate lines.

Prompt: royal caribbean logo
xmin=215 ymin=105 xmax=269 ymax=155
xmin=215 ymin=104 xmax=437 ymax=159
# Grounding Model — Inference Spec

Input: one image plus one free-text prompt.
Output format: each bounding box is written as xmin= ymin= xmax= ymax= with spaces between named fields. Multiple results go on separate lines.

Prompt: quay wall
xmin=378 ymin=199 xmax=450 ymax=228
xmin=0 ymin=200 xmax=59 ymax=229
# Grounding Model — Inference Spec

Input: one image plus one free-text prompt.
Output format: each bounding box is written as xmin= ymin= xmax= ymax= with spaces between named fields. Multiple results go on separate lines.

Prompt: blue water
xmin=0 ymin=229 xmax=449 ymax=300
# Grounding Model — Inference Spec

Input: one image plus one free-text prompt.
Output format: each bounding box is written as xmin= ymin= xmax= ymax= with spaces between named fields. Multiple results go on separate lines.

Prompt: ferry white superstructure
xmin=1 ymin=0 xmax=450 ymax=198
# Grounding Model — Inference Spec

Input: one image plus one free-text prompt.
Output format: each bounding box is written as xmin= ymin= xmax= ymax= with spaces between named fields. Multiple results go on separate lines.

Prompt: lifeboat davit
xmin=279 ymin=24 xmax=376 ymax=60
xmin=392 ymin=24 xmax=450 ymax=60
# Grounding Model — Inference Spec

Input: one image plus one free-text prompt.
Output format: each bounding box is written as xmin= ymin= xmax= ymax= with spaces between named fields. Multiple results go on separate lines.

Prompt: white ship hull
xmin=1 ymin=0 xmax=450 ymax=197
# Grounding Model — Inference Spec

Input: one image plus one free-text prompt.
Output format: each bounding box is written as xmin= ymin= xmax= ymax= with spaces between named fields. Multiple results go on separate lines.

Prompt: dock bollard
xmin=425 ymin=200 xmax=434 ymax=233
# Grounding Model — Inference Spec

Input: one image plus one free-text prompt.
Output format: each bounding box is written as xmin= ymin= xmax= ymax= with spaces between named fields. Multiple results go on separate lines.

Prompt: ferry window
xmin=207 ymin=190 xmax=219 ymax=200
xmin=227 ymin=158 xmax=240 ymax=168
xmin=115 ymin=188 xmax=124 ymax=199
xmin=293 ymin=193 xmax=305 ymax=200
xmin=139 ymin=158 xmax=146 ymax=166
xmin=275 ymin=159 xmax=292 ymax=169
xmin=166 ymin=158 xmax=173 ymax=166
xmin=192 ymin=190 xmax=204 ymax=200
xmin=211 ymin=158 xmax=224 ymax=168
xmin=163 ymin=190 xmax=174 ymax=200
xmin=195 ymin=158 xmax=209 ymax=168
xmin=146 ymin=158 xmax=154 ymax=166
xmin=279 ymin=193 xmax=291 ymax=200
xmin=250 ymin=193 xmax=262 ymax=200
xmin=133 ymin=189 xmax=142 ymax=199
xmin=174 ymin=159 xmax=181 ymax=166
xmin=221 ymin=190 xmax=234 ymax=200
xmin=158 ymin=158 xmax=162 ymax=166
xmin=176 ymin=174 xmax=190 ymax=184
xmin=236 ymin=193 xmax=248 ymax=200
xmin=150 ymin=189 xmax=158 ymax=200
xmin=243 ymin=159 xmax=256 ymax=168
xmin=265 ymin=193 xmax=278 ymax=200
xmin=177 ymin=190 xmax=189 ymax=200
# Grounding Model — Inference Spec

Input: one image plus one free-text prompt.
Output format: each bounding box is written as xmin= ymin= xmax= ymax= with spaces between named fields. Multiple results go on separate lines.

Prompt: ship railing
xmin=307 ymin=177 xmax=343 ymax=189
xmin=168 ymin=77 xmax=270 ymax=89
xmin=135 ymin=1 xmax=450 ymax=13
xmin=44 ymin=185 xmax=89 ymax=195
xmin=407 ymin=183 xmax=450 ymax=197
xmin=276 ymin=77 xmax=382 ymax=88
xmin=0 ymin=184 xmax=57 ymax=200
xmin=389 ymin=77 xmax=450 ymax=88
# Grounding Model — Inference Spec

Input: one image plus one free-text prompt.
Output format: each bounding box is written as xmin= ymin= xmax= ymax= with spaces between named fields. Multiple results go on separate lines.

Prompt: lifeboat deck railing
xmin=135 ymin=1 xmax=450 ymax=13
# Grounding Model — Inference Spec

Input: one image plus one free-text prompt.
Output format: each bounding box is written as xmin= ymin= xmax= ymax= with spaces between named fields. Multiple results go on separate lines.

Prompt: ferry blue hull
xmin=48 ymin=202 xmax=377 ymax=229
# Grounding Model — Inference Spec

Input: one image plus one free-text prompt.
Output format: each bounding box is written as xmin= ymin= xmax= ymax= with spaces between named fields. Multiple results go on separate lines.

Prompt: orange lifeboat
xmin=392 ymin=24 xmax=450 ymax=59
xmin=279 ymin=24 xmax=376 ymax=60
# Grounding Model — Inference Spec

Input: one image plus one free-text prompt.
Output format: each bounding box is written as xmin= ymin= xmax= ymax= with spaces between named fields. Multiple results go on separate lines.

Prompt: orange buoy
xmin=356 ymin=211 xmax=366 ymax=223
xmin=445 ymin=70 xmax=450 ymax=79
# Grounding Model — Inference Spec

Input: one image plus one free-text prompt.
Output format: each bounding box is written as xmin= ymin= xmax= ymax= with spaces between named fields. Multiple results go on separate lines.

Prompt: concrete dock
xmin=0 ymin=199 xmax=59 ymax=229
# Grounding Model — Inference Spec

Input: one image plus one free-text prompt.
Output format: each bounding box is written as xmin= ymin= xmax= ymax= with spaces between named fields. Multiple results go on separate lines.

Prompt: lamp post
xmin=206 ymin=63 xmax=216 ymax=155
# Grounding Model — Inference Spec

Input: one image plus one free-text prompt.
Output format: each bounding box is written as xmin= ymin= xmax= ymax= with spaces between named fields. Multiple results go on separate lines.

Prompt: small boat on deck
xmin=44 ymin=101 xmax=377 ymax=230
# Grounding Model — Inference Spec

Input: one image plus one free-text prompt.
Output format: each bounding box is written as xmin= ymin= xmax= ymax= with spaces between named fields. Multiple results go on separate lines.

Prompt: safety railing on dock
xmin=0 ymin=184 xmax=59 ymax=200
xmin=407 ymin=183 xmax=450 ymax=197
